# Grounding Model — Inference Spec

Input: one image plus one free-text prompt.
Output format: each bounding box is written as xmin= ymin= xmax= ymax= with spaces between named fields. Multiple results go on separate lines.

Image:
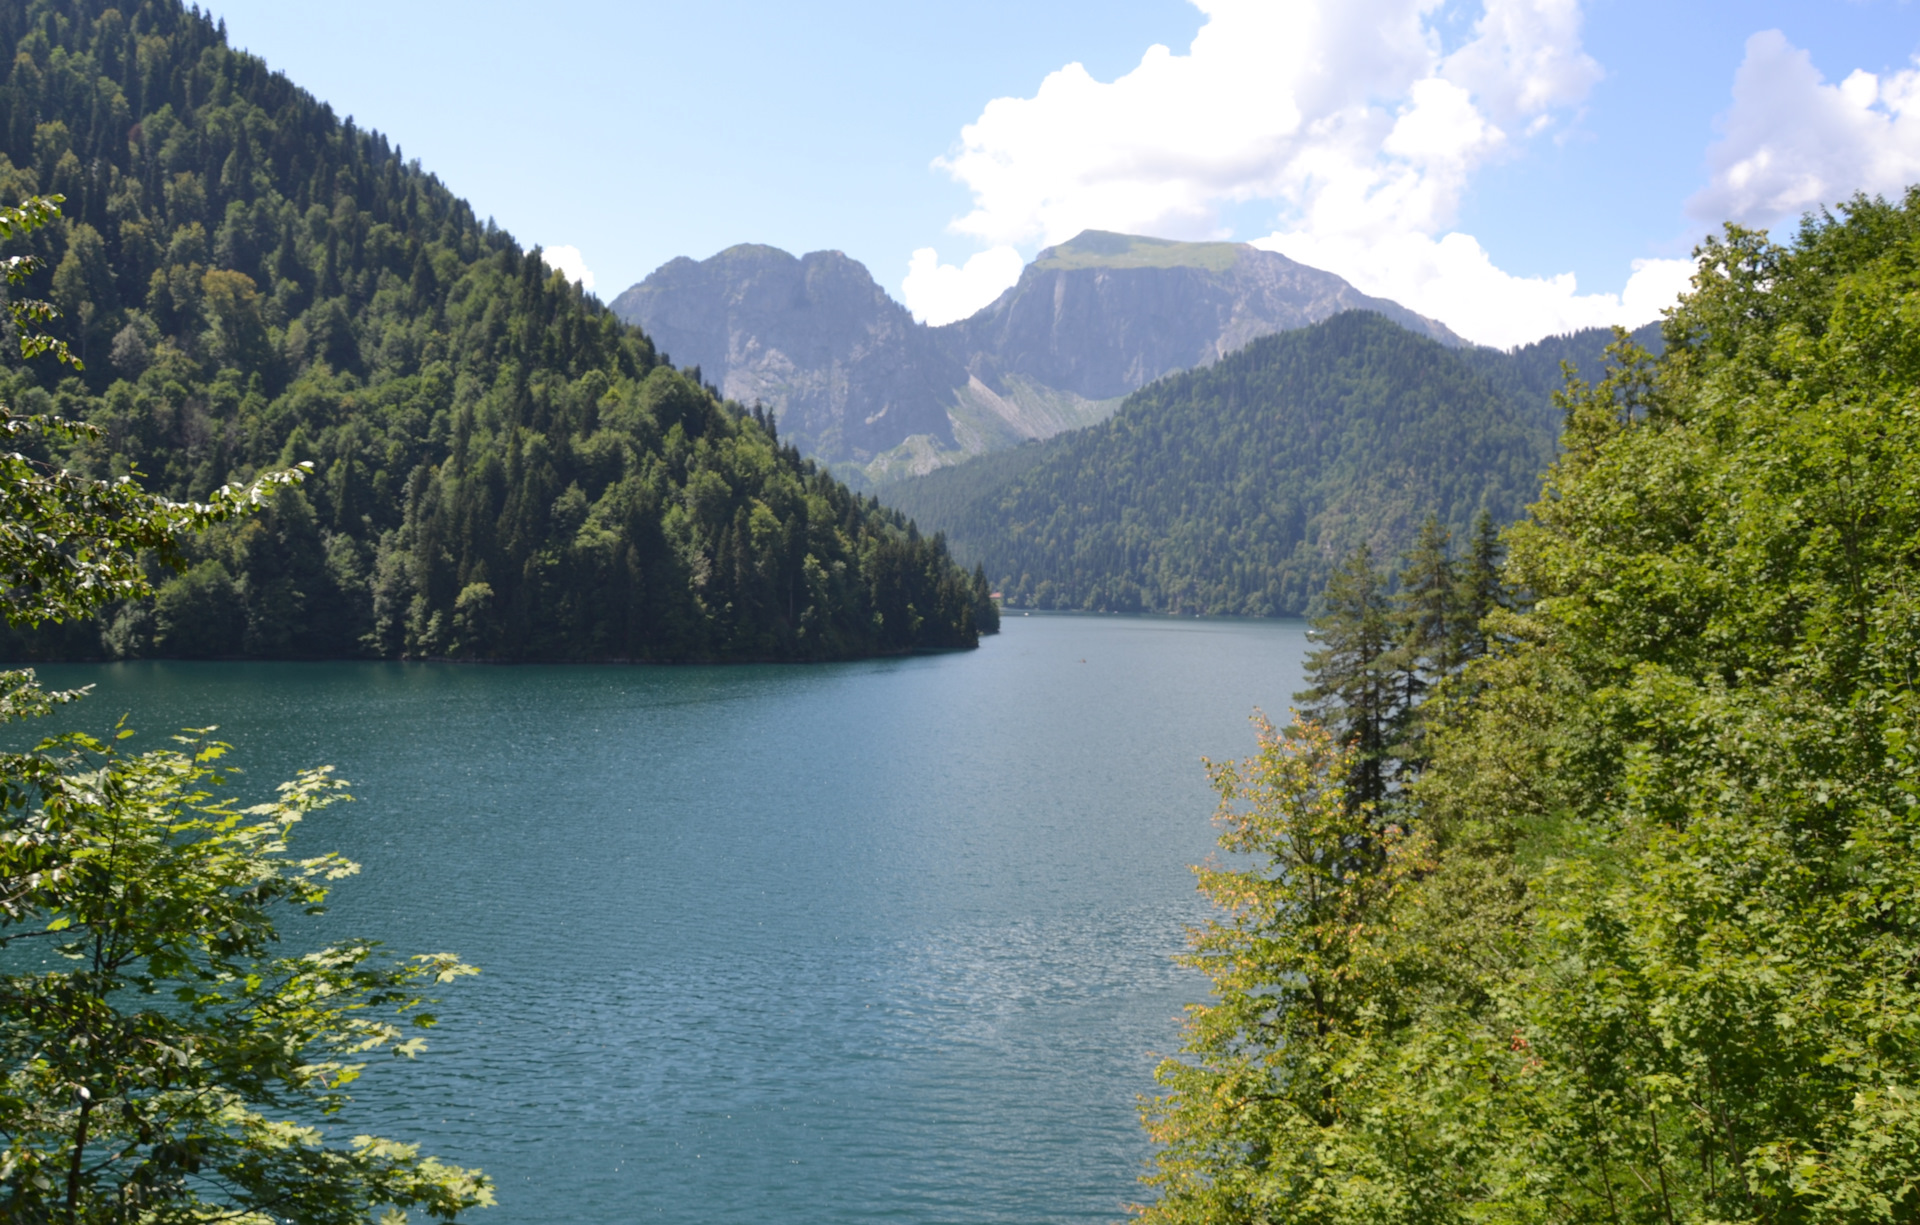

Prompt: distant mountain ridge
xmin=951 ymin=232 xmax=1459 ymax=402
xmin=877 ymin=314 xmax=1662 ymax=617
xmin=609 ymin=231 xmax=1462 ymax=481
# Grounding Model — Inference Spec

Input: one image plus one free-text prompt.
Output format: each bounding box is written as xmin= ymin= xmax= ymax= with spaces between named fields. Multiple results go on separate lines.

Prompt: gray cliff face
xmin=947 ymin=239 xmax=1460 ymax=402
xmin=608 ymin=231 xmax=1461 ymax=474
xmin=608 ymin=245 xmax=966 ymax=461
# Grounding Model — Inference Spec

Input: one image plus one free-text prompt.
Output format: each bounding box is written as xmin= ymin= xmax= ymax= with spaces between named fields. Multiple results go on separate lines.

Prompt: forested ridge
xmin=882 ymin=311 xmax=1637 ymax=616
xmin=0 ymin=0 xmax=992 ymax=661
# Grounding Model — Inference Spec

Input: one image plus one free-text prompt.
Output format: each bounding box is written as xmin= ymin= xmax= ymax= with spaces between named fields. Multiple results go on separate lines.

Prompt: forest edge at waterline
xmin=0 ymin=0 xmax=1915 ymax=1222
xmin=0 ymin=0 xmax=994 ymax=666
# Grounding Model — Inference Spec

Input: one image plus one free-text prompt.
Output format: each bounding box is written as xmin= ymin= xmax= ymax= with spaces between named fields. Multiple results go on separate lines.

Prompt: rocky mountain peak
xmin=609 ymin=247 xmax=964 ymax=461
xmin=610 ymin=233 xmax=1463 ymax=479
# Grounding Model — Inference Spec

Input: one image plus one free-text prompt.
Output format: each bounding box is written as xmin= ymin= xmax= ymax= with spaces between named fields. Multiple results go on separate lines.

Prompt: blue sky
xmin=205 ymin=0 xmax=1920 ymax=346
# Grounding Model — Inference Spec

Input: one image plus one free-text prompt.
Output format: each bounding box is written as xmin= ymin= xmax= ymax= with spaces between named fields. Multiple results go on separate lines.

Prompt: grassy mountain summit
xmin=881 ymin=313 xmax=1651 ymax=615
xmin=1029 ymin=230 xmax=1244 ymax=273
xmin=0 ymin=0 xmax=993 ymax=661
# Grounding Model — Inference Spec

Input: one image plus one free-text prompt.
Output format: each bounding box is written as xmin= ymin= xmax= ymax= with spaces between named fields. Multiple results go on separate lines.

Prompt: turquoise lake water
xmin=27 ymin=613 xmax=1310 ymax=1225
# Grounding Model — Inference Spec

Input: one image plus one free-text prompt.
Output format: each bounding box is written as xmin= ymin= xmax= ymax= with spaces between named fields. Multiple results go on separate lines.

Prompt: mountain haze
xmin=610 ymin=231 xmax=1460 ymax=481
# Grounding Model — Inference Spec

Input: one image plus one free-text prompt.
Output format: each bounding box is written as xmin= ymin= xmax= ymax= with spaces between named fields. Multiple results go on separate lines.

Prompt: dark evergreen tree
xmin=1456 ymin=507 xmax=1505 ymax=661
xmin=1387 ymin=513 xmax=1461 ymax=770
xmin=1295 ymin=544 xmax=1397 ymax=811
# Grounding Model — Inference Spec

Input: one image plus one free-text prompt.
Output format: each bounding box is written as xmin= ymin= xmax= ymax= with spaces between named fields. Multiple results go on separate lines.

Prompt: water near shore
xmin=29 ymin=613 xmax=1309 ymax=1225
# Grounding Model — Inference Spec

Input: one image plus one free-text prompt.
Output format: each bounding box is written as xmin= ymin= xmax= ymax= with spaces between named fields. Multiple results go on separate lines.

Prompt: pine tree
xmin=1457 ymin=508 xmax=1505 ymax=661
xmin=1295 ymin=544 xmax=1397 ymax=810
xmin=1388 ymin=513 xmax=1460 ymax=770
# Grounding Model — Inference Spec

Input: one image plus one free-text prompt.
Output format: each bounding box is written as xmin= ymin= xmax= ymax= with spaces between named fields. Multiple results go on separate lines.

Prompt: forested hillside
xmin=880 ymin=310 xmax=1616 ymax=615
xmin=1460 ymin=317 xmax=1662 ymax=408
xmin=0 ymin=0 xmax=992 ymax=661
xmin=1143 ymin=196 xmax=1920 ymax=1225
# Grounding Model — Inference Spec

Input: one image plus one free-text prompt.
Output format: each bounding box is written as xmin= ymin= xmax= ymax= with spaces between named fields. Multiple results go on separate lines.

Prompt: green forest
xmin=880 ymin=312 xmax=1645 ymax=616
xmin=1142 ymin=196 xmax=1920 ymax=1223
xmin=3 ymin=0 xmax=1917 ymax=1220
xmin=0 ymin=0 xmax=992 ymax=661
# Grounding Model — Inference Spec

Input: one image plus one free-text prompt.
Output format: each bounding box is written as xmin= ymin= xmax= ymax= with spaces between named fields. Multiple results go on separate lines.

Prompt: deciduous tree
xmin=0 ymin=194 xmax=491 ymax=1223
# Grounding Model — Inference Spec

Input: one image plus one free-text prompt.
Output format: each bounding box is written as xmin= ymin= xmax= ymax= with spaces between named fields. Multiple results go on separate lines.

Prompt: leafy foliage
xmin=880 ymin=311 xmax=1630 ymax=616
xmin=1141 ymin=716 xmax=1422 ymax=1224
xmin=0 ymin=193 xmax=300 ymax=627
xmin=0 ymin=707 xmax=493 ymax=1223
xmin=0 ymin=0 xmax=990 ymax=660
xmin=1141 ymin=192 xmax=1920 ymax=1224
xmin=0 ymin=175 xmax=483 ymax=1224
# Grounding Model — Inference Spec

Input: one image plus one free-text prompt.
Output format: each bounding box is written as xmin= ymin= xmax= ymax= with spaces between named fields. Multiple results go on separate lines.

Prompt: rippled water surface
xmin=31 ymin=614 xmax=1309 ymax=1225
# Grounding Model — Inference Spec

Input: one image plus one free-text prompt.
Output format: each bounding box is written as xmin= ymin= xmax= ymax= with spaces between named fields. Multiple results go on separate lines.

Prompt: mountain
xmin=609 ymin=231 xmax=1461 ymax=482
xmin=877 ymin=313 xmax=1657 ymax=616
xmin=0 ymin=0 xmax=993 ymax=662
xmin=949 ymin=231 xmax=1460 ymax=400
xmin=608 ymin=244 xmax=969 ymax=464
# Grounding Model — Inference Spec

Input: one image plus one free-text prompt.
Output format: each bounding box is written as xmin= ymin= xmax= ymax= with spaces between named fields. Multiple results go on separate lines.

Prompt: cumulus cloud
xmin=926 ymin=0 xmax=1687 ymax=346
xmin=1689 ymin=30 xmax=1920 ymax=227
xmin=542 ymin=245 xmax=595 ymax=292
xmin=1259 ymin=230 xmax=1694 ymax=349
xmin=900 ymin=246 xmax=1025 ymax=326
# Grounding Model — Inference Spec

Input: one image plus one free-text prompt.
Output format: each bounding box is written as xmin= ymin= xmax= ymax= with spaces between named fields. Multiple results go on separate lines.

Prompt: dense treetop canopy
xmin=0 ymin=0 xmax=991 ymax=661
xmin=882 ymin=312 xmax=1639 ymax=616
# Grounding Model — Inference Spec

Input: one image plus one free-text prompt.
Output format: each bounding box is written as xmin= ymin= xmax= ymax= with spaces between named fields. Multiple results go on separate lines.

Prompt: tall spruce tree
xmin=1387 ymin=513 xmax=1462 ymax=771
xmin=1456 ymin=507 xmax=1504 ymax=661
xmin=1295 ymin=544 xmax=1397 ymax=810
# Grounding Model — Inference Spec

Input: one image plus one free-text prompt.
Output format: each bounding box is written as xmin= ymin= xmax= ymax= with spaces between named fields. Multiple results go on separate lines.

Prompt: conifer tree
xmin=1387 ymin=513 xmax=1460 ymax=770
xmin=1295 ymin=544 xmax=1397 ymax=809
xmin=1456 ymin=508 xmax=1504 ymax=661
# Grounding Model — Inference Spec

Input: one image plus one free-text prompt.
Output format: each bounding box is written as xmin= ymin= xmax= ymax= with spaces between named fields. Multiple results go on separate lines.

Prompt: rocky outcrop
xmin=947 ymin=232 xmax=1459 ymax=401
xmin=609 ymin=231 xmax=1460 ymax=475
xmin=609 ymin=245 xmax=966 ymax=461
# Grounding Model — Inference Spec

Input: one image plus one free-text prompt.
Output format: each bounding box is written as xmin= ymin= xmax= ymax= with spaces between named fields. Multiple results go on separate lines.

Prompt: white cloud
xmin=900 ymin=246 xmax=1025 ymax=326
xmin=1689 ymin=30 xmax=1920 ymax=227
xmin=1258 ymin=229 xmax=1693 ymax=349
xmin=1441 ymin=0 xmax=1600 ymax=122
xmin=928 ymin=0 xmax=1687 ymax=346
xmin=542 ymin=245 xmax=595 ymax=292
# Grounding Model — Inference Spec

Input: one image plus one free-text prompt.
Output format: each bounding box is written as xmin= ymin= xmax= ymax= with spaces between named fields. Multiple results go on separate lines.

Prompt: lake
xmin=27 ymin=613 xmax=1310 ymax=1225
